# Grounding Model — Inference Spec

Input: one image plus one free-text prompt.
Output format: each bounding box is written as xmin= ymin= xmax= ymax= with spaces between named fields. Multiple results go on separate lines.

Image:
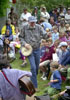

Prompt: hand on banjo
xmin=25 ymin=43 xmax=31 ymax=50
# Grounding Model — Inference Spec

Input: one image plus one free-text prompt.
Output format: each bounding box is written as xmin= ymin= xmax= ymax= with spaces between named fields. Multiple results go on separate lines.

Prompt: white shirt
xmin=20 ymin=12 xmax=31 ymax=26
xmin=0 ymin=35 xmax=3 ymax=46
xmin=65 ymin=13 xmax=70 ymax=23
xmin=40 ymin=11 xmax=50 ymax=22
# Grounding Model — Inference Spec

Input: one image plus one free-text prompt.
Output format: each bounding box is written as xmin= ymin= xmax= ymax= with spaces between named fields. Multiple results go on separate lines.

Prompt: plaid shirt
xmin=19 ymin=24 xmax=45 ymax=49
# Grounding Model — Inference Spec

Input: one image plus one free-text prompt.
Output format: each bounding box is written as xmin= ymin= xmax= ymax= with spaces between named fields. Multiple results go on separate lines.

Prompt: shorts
xmin=40 ymin=60 xmax=50 ymax=67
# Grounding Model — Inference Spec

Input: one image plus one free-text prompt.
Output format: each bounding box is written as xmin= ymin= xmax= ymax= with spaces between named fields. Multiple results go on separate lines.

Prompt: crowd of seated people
xmin=0 ymin=5 xmax=70 ymax=99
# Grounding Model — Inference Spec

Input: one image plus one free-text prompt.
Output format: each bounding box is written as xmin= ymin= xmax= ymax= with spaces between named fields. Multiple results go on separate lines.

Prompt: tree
xmin=20 ymin=0 xmax=70 ymax=11
xmin=0 ymin=0 xmax=9 ymax=17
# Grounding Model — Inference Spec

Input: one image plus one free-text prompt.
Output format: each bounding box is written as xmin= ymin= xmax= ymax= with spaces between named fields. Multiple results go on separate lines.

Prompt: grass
xmin=11 ymin=52 xmax=69 ymax=99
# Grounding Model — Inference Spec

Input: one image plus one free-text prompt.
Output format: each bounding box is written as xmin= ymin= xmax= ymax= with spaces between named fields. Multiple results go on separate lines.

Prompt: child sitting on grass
xmin=39 ymin=38 xmax=55 ymax=80
xmin=44 ymin=61 xmax=62 ymax=96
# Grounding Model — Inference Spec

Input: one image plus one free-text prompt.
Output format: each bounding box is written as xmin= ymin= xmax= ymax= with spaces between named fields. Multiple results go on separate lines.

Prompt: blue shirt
xmin=52 ymin=32 xmax=59 ymax=43
xmin=40 ymin=46 xmax=46 ymax=58
xmin=50 ymin=70 xmax=62 ymax=89
xmin=59 ymin=50 xmax=68 ymax=64
xmin=0 ymin=35 xmax=3 ymax=46
xmin=41 ymin=22 xmax=52 ymax=30
xmin=6 ymin=25 xmax=12 ymax=35
xmin=60 ymin=49 xmax=70 ymax=66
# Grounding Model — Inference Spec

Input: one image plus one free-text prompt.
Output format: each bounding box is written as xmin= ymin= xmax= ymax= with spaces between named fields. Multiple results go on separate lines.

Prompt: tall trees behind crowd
xmin=20 ymin=0 xmax=70 ymax=11
xmin=0 ymin=0 xmax=70 ymax=17
xmin=0 ymin=0 xmax=9 ymax=17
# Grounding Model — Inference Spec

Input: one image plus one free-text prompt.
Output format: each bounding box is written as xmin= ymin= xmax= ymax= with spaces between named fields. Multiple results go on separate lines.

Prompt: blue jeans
xmin=28 ymin=48 xmax=40 ymax=88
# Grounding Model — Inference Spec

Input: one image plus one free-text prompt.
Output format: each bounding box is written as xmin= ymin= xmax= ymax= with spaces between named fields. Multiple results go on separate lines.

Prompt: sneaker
xmin=42 ymin=76 xmax=47 ymax=80
xmin=41 ymin=75 xmax=44 ymax=79
xmin=21 ymin=61 xmax=27 ymax=67
xmin=41 ymin=72 xmax=46 ymax=79
xmin=35 ymin=88 xmax=40 ymax=92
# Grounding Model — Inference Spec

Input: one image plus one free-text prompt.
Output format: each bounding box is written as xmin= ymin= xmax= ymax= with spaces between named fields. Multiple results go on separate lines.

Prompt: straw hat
xmin=66 ymin=27 xmax=70 ymax=31
xmin=21 ymin=45 xmax=32 ymax=56
xmin=68 ymin=7 xmax=70 ymax=10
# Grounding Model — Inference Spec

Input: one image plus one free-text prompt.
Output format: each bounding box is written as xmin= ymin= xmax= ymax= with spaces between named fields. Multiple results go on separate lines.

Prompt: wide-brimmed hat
xmin=66 ymin=27 xmax=70 ymax=32
xmin=42 ymin=6 xmax=46 ymax=9
xmin=28 ymin=16 xmax=37 ymax=22
xmin=58 ymin=42 xmax=68 ymax=48
xmin=65 ymin=86 xmax=70 ymax=90
xmin=68 ymin=7 xmax=70 ymax=10
xmin=21 ymin=45 xmax=32 ymax=56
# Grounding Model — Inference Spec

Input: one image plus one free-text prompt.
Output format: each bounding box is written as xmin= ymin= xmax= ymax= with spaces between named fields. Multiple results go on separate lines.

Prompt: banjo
xmin=18 ymin=76 xmax=36 ymax=96
xmin=21 ymin=45 xmax=33 ymax=57
xmin=2 ymin=71 xmax=35 ymax=97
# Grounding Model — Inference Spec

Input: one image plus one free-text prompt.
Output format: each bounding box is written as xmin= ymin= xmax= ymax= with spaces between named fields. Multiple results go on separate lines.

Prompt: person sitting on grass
xmin=40 ymin=39 xmax=48 ymax=59
xmin=58 ymin=42 xmax=70 ymax=81
xmin=39 ymin=38 xmax=55 ymax=80
xmin=1 ymin=19 xmax=16 ymax=35
xmin=57 ymin=42 xmax=69 ymax=74
xmin=3 ymin=29 xmax=15 ymax=60
xmin=19 ymin=50 xmax=27 ymax=67
xmin=57 ymin=42 xmax=68 ymax=66
xmin=44 ymin=61 xmax=62 ymax=96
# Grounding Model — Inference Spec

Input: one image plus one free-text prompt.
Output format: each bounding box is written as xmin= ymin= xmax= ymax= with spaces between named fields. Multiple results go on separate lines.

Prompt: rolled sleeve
xmin=19 ymin=26 xmax=27 ymax=46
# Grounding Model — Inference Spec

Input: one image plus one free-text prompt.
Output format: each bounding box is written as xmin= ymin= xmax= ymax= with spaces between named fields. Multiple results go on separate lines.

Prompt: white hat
xmin=28 ymin=16 xmax=37 ymax=22
xmin=21 ymin=45 xmax=32 ymax=56
xmin=65 ymin=86 xmax=70 ymax=90
xmin=58 ymin=42 xmax=68 ymax=48
xmin=68 ymin=7 xmax=70 ymax=10
xmin=66 ymin=27 xmax=70 ymax=31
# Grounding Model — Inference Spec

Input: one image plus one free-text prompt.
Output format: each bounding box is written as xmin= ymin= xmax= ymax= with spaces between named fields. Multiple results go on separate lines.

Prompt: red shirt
xmin=41 ymin=45 xmax=55 ymax=62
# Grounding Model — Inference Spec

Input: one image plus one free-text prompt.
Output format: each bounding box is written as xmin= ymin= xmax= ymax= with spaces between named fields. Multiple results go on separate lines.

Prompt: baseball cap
xmin=28 ymin=16 xmax=37 ymax=22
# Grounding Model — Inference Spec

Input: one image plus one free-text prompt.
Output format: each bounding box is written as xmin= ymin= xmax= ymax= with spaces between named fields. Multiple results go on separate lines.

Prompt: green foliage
xmin=0 ymin=0 xmax=9 ymax=17
xmin=20 ymin=0 xmax=70 ymax=11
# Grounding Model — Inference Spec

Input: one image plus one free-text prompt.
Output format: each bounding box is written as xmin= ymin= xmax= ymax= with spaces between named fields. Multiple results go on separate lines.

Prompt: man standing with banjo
xmin=19 ymin=16 xmax=45 ymax=91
